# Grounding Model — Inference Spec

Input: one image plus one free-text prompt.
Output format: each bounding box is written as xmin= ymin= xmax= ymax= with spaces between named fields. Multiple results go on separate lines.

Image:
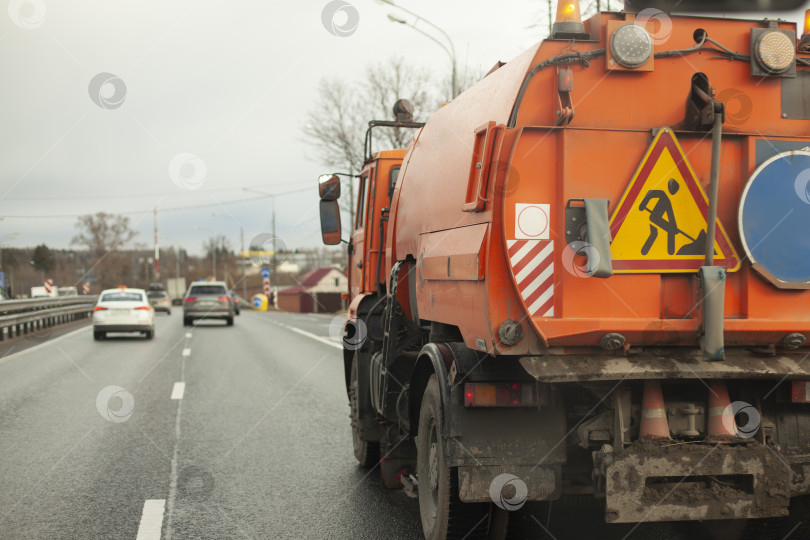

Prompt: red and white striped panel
xmin=506 ymin=240 xmax=554 ymax=317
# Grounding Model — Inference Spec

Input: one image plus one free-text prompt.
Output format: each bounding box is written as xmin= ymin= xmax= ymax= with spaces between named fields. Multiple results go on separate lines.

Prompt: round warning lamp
xmin=610 ymin=23 xmax=653 ymax=68
xmin=739 ymin=151 xmax=810 ymax=288
xmin=754 ymin=31 xmax=795 ymax=74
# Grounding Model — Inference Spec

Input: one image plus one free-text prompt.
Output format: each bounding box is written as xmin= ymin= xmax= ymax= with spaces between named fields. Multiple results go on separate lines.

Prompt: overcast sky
xmin=1 ymin=0 xmax=807 ymax=256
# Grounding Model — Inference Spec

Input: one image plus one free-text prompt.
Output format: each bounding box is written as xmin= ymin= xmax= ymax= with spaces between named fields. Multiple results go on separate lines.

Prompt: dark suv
xmin=183 ymin=281 xmax=235 ymax=326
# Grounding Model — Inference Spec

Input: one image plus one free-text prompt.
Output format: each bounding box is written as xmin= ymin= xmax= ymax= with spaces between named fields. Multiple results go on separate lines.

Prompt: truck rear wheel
xmin=417 ymin=375 xmax=491 ymax=540
xmin=349 ymin=354 xmax=379 ymax=468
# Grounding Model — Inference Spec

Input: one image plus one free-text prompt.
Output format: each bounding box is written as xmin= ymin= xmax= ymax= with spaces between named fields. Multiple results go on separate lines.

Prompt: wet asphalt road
xmin=0 ymin=310 xmax=707 ymax=540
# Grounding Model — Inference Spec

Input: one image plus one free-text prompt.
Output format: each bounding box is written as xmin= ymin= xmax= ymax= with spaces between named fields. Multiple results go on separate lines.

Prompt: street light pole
xmin=379 ymin=0 xmax=458 ymax=98
xmin=240 ymin=226 xmax=246 ymax=301
xmin=242 ymin=187 xmax=278 ymax=277
xmin=211 ymin=212 xmax=247 ymax=297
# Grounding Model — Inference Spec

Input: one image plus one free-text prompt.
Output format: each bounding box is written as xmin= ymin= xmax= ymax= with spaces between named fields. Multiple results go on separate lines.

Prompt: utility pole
xmin=241 ymin=227 xmax=246 ymax=300
xmin=154 ymin=206 xmax=160 ymax=281
xmin=272 ymin=196 xmax=277 ymax=278
xmin=222 ymin=236 xmax=228 ymax=284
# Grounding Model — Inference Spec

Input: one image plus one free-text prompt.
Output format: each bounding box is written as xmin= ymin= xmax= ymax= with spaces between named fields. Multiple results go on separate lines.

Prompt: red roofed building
xmin=277 ymin=267 xmax=347 ymax=313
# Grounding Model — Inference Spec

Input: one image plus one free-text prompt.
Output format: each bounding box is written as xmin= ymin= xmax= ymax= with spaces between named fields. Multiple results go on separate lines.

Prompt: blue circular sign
xmin=260 ymin=267 xmax=271 ymax=279
xmin=739 ymin=151 xmax=810 ymax=287
xmin=252 ymin=296 xmax=263 ymax=308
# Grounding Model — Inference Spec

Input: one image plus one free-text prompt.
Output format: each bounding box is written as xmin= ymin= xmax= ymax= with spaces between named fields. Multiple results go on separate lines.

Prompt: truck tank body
xmin=388 ymin=12 xmax=810 ymax=371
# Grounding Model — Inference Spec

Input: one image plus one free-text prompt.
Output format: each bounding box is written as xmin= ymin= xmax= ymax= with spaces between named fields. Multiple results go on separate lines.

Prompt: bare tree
xmin=303 ymin=56 xmax=440 ymax=226
xmin=72 ymin=212 xmax=137 ymax=288
xmin=72 ymin=212 xmax=137 ymax=257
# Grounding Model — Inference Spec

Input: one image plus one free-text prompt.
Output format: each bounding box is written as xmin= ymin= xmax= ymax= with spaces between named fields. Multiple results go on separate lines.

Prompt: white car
xmin=147 ymin=290 xmax=172 ymax=314
xmin=93 ymin=287 xmax=155 ymax=340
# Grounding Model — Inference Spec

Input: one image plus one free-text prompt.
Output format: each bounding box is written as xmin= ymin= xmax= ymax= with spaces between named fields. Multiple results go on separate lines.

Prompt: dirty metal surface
xmin=520 ymin=351 xmax=810 ymax=382
xmin=605 ymin=440 xmax=790 ymax=523
xmin=457 ymin=464 xmax=559 ymax=503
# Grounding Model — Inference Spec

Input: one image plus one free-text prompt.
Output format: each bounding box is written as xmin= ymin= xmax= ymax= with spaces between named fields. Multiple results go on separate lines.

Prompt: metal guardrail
xmin=0 ymin=296 xmax=98 ymax=342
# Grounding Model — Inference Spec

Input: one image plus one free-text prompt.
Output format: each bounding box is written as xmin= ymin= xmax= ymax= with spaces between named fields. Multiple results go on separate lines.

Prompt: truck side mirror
xmin=320 ymin=199 xmax=342 ymax=245
xmin=318 ymin=174 xmax=341 ymax=200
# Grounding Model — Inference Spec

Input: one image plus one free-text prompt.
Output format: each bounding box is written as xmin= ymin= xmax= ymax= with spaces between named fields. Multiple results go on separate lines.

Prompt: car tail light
xmin=464 ymin=382 xmax=539 ymax=407
xmin=93 ymin=306 xmax=108 ymax=312
xmin=185 ymin=297 xmax=196 ymax=302
xmin=218 ymin=296 xmax=230 ymax=302
xmin=135 ymin=306 xmax=151 ymax=311
xmin=791 ymin=381 xmax=810 ymax=403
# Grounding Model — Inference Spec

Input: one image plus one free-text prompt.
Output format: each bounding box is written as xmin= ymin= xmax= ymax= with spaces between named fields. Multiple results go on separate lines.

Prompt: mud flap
xmin=457 ymin=464 xmax=561 ymax=503
xmin=604 ymin=442 xmax=790 ymax=523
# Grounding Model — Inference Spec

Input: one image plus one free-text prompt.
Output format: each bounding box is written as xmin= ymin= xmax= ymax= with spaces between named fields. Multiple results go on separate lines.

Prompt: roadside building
xmin=277 ymin=267 xmax=347 ymax=313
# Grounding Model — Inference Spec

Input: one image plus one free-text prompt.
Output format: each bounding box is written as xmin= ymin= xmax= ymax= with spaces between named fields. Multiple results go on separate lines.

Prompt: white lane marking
xmin=136 ymin=499 xmax=166 ymax=540
xmin=171 ymin=382 xmax=185 ymax=400
xmin=185 ymin=332 xmax=192 ymax=338
xmin=182 ymin=348 xmax=190 ymax=357
xmin=0 ymin=325 xmax=91 ymax=367
xmin=286 ymin=326 xmax=342 ymax=350
xmin=164 ymin=347 xmax=187 ymax=540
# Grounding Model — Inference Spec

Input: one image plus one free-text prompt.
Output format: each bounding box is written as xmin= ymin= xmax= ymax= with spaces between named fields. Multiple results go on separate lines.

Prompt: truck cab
xmin=347 ymin=149 xmax=406 ymax=303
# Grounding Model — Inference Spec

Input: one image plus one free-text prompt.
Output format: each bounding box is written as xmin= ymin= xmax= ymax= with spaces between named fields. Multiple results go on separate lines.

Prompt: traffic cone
xmin=707 ymin=383 xmax=737 ymax=440
xmin=639 ymin=381 xmax=671 ymax=439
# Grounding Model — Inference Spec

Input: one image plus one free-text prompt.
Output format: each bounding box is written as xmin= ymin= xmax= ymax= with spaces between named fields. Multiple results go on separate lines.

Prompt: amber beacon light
xmin=552 ymin=0 xmax=587 ymax=38
xmin=800 ymin=9 xmax=810 ymax=51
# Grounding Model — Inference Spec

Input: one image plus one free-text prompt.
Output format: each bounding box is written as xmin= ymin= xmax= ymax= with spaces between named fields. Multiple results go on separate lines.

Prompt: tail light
xmin=218 ymin=296 xmax=230 ymax=302
xmin=135 ymin=306 xmax=151 ymax=311
xmin=93 ymin=306 xmax=108 ymax=312
xmin=464 ymin=382 xmax=540 ymax=407
xmin=185 ymin=297 xmax=196 ymax=302
xmin=791 ymin=381 xmax=810 ymax=403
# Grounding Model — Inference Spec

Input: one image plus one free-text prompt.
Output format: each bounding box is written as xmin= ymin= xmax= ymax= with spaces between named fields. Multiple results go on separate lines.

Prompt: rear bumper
xmin=604 ymin=441 xmax=790 ymax=523
xmin=520 ymin=349 xmax=810 ymax=382
xmin=94 ymin=324 xmax=153 ymax=333
xmin=184 ymin=309 xmax=231 ymax=319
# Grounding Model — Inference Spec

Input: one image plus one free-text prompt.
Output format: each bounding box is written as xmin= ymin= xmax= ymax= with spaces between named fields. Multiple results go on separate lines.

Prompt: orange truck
xmin=319 ymin=2 xmax=810 ymax=538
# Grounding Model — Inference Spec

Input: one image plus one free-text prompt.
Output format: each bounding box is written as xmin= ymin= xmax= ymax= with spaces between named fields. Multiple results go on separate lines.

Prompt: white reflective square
xmin=515 ymin=203 xmax=550 ymax=240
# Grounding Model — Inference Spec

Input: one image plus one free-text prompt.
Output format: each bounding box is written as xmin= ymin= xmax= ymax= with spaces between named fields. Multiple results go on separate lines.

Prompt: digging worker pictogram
xmin=639 ymin=178 xmax=682 ymax=255
xmin=636 ymin=178 xmax=710 ymax=256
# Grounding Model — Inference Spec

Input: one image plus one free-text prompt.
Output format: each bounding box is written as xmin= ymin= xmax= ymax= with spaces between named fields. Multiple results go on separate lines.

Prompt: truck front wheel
xmin=417 ymin=374 xmax=490 ymax=540
xmin=349 ymin=354 xmax=379 ymax=468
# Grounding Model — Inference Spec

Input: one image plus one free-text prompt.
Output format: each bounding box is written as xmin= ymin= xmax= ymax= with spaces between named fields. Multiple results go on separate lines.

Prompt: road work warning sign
xmin=609 ymin=128 xmax=740 ymax=273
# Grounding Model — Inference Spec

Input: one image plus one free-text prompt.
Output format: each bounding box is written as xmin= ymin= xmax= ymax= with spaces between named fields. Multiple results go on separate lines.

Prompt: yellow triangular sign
xmin=609 ymin=128 xmax=740 ymax=273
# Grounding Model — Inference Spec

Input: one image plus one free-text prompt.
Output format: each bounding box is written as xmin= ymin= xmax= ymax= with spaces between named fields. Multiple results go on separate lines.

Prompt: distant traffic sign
xmin=609 ymin=128 xmax=739 ymax=273
xmin=44 ymin=279 xmax=53 ymax=294
xmin=253 ymin=296 xmax=263 ymax=308
xmin=82 ymin=282 xmax=90 ymax=294
xmin=740 ymin=150 xmax=810 ymax=288
xmin=260 ymin=267 xmax=271 ymax=279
